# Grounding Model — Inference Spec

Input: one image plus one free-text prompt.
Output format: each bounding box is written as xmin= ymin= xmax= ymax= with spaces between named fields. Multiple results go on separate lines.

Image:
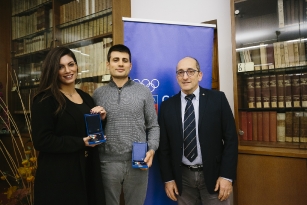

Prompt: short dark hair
xmin=107 ymin=44 xmax=131 ymax=62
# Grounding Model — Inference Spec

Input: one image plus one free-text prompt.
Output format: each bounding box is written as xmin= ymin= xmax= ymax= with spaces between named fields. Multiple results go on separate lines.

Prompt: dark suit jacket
xmin=158 ymin=87 xmax=238 ymax=194
xmin=31 ymin=89 xmax=105 ymax=205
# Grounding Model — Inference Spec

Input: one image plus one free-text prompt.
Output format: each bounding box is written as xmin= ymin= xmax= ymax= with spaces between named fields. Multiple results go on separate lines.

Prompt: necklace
xmin=60 ymin=90 xmax=76 ymax=97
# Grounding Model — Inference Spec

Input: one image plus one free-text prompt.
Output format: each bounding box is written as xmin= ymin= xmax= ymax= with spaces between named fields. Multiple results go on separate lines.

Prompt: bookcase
xmin=232 ymin=0 xmax=307 ymax=204
xmin=9 ymin=0 xmax=130 ymax=131
xmin=235 ymin=0 xmax=307 ymax=149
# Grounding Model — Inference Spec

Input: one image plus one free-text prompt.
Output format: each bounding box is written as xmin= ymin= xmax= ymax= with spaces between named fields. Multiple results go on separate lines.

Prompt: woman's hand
xmin=83 ymin=136 xmax=101 ymax=147
xmin=91 ymin=106 xmax=107 ymax=120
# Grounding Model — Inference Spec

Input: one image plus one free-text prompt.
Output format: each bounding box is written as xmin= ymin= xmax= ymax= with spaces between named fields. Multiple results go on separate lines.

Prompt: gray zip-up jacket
xmin=92 ymin=79 xmax=160 ymax=161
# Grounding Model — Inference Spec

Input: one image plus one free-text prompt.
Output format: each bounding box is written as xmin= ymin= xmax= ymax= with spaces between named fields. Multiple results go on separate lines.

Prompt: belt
xmin=182 ymin=163 xmax=203 ymax=171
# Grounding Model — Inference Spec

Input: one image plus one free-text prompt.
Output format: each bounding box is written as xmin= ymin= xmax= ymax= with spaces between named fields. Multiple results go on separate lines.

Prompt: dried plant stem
xmin=0 ymin=109 xmax=24 ymax=163
xmin=0 ymin=140 xmax=18 ymax=178
xmin=0 ymin=170 xmax=12 ymax=187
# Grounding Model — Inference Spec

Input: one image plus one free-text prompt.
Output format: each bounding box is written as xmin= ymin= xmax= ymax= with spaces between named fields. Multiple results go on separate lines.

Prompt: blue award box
xmin=132 ymin=142 xmax=148 ymax=168
xmin=84 ymin=114 xmax=106 ymax=145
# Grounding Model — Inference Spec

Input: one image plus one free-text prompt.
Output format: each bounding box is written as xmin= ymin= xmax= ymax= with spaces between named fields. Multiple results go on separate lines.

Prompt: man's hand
xmin=165 ymin=180 xmax=179 ymax=201
xmin=143 ymin=149 xmax=155 ymax=168
xmin=214 ymin=177 xmax=233 ymax=201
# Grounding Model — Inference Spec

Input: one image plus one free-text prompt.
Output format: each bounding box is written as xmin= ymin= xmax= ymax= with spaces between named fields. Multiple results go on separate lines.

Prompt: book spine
xmin=269 ymin=111 xmax=277 ymax=142
xmin=301 ymin=72 xmax=307 ymax=107
xmin=266 ymin=44 xmax=275 ymax=69
xmin=277 ymin=0 xmax=285 ymax=28
xmin=261 ymin=75 xmax=270 ymax=108
xmin=252 ymin=112 xmax=258 ymax=141
xmin=257 ymin=112 xmax=263 ymax=141
xmin=292 ymin=112 xmax=302 ymax=143
xmin=255 ymin=76 xmax=262 ymax=108
xmin=277 ymin=74 xmax=285 ymax=108
xmin=285 ymin=112 xmax=293 ymax=142
xmin=284 ymin=74 xmax=292 ymax=108
xmin=262 ymin=111 xmax=270 ymax=142
xmin=292 ymin=74 xmax=301 ymax=107
xmin=247 ymin=112 xmax=253 ymax=141
xmin=239 ymin=111 xmax=248 ymax=141
xmin=300 ymin=112 xmax=307 ymax=143
xmin=260 ymin=43 xmax=268 ymax=70
xmin=246 ymin=76 xmax=255 ymax=108
xmin=270 ymin=74 xmax=278 ymax=108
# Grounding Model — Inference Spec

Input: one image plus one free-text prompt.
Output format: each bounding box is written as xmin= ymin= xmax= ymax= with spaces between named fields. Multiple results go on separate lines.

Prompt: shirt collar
xmin=180 ymin=86 xmax=200 ymax=101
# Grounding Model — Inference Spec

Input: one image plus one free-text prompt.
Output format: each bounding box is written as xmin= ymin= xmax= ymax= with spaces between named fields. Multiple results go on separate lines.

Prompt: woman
xmin=31 ymin=47 xmax=106 ymax=205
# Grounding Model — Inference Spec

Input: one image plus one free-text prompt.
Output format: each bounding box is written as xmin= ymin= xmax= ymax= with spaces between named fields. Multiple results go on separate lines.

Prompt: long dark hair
xmin=34 ymin=47 xmax=78 ymax=114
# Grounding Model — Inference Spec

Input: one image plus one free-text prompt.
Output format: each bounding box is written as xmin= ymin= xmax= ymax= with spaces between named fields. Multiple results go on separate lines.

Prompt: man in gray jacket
xmin=92 ymin=44 xmax=159 ymax=205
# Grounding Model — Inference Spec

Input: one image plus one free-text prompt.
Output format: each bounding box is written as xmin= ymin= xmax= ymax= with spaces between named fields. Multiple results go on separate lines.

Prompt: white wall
xmin=131 ymin=0 xmax=235 ymax=111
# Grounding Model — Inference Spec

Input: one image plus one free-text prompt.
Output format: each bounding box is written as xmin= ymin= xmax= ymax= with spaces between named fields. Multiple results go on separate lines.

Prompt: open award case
xmin=84 ymin=114 xmax=106 ymax=145
xmin=132 ymin=142 xmax=148 ymax=168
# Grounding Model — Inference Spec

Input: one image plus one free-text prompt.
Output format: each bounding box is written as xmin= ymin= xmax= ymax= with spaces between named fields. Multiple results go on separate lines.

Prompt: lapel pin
xmin=202 ymin=93 xmax=205 ymax=95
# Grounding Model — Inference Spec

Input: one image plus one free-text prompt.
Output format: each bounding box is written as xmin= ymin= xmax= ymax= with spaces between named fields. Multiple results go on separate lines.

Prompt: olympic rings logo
xmin=133 ymin=79 xmax=160 ymax=92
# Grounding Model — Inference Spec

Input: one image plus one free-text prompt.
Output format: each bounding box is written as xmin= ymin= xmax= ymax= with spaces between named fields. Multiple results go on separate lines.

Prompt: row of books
xmin=278 ymin=0 xmax=307 ymax=28
xmin=13 ymin=32 xmax=53 ymax=56
xmin=71 ymin=38 xmax=112 ymax=78
xmin=60 ymin=0 xmax=112 ymax=24
xmin=11 ymin=0 xmax=50 ymax=15
xmin=239 ymin=111 xmax=307 ymax=143
xmin=61 ymin=13 xmax=112 ymax=44
xmin=16 ymin=38 xmax=113 ymax=88
xmin=237 ymin=40 xmax=307 ymax=72
xmin=246 ymin=73 xmax=307 ymax=108
xmin=11 ymin=8 xmax=52 ymax=40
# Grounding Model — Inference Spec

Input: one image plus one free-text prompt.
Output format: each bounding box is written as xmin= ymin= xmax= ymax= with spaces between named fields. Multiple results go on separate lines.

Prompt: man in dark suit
xmin=158 ymin=57 xmax=238 ymax=205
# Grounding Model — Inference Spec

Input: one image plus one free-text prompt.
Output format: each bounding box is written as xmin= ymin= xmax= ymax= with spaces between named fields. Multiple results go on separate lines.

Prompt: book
xmin=260 ymin=43 xmax=268 ymax=70
xmin=299 ymin=40 xmax=306 ymax=66
xmin=277 ymin=0 xmax=285 ymax=28
xmin=279 ymin=41 xmax=286 ymax=67
xmin=252 ymin=112 xmax=258 ymax=141
xmin=291 ymin=74 xmax=301 ymax=107
xmin=300 ymin=112 xmax=307 ymax=143
xmin=301 ymin=72 xmax=307 ymax=107
xmin=261 ymin=75 xmax=270 ymax=108
xmin=283 ymin=41 xmax=290 ymax=67
xmin=247 ymin=112 xmax=253 ymax=141
xmin=285 ymin=112 xmax=293 ymax=142
xmin=269 ymin=111 xmax=277 ymax=142
xmin=292 ymin=112 xmax=302 ymax=143
xmin=239 ymin=111 xmax=248 ymax=141
xmin=257 ymin=112 xmax=263 ymax=141
xmin=255 ymin=76 xmax=262 ymax=108
xmin=269 ymin=75 xmax=278 ymax=108
xmin=262 ymin=111 xmax=270 ymax=142
xmin=250 ymin=48 xmax=261 ymax=70
xmin=287 ymin=41 xmax=295 ymax=67
xmin=277 ymin=74 xmax=285 ymax=108
xmin=273 ymin=42 xmax=281 ymax=68
xmin=293 ymin=41 xmax=300 ymax=66
xmin=266 ymin=44 xmax=275 ymax=69
xmin=284 ymin=74 xmax=292 ymax=108
xmin=277 ymin=113 xmax=286 ymax=142
xmin=246 ymin=76 xmax=255 ymax=108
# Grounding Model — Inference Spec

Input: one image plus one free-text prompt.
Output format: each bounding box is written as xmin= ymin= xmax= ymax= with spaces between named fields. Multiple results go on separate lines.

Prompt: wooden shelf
xmin=238 ymin=145 xmax=307 ymax=159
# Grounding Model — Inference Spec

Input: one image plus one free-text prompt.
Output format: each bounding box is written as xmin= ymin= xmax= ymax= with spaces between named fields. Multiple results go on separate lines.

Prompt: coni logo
xmin=133 ymin=79 xmax=160 ymax=92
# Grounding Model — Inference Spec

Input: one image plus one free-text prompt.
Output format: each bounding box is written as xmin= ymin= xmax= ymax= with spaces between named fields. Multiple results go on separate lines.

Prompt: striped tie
xmin=183 ymin=94 xmax=197 ymax=162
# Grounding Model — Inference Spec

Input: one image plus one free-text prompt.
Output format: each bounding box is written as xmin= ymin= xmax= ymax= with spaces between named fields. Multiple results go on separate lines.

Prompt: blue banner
xmin=124 ymin=19 xmax=214 ymax=205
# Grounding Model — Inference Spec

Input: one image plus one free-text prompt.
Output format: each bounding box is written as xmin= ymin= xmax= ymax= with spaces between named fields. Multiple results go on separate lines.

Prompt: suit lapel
xmin=198 ymin=87 xmax=209 ymax=128
xmin=174 ymin=92 xmax=183 ymax=138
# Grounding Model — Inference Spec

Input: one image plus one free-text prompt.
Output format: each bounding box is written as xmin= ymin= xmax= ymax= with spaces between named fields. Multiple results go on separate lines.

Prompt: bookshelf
xmin=234 ymin=0 xmax=307 ymax=149
xmin=9 ymin=0 xmax=131 ymax=129
xmin=232 ymin=0 xmax=307 ymax=204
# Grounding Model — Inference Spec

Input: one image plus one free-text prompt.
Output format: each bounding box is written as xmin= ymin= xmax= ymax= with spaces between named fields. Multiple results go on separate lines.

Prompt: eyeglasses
xmin=176 ymin=69 xmax=199 ymax=77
